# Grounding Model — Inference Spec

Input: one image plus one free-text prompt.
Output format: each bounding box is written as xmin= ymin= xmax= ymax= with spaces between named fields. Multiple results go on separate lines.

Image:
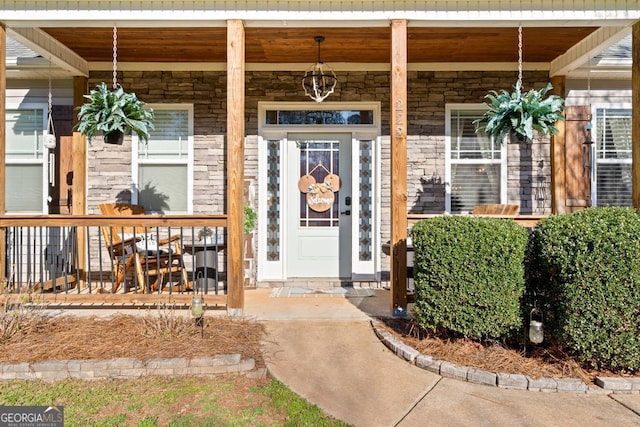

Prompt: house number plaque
xmin=298 ymin=164 xmax=341 ymax=213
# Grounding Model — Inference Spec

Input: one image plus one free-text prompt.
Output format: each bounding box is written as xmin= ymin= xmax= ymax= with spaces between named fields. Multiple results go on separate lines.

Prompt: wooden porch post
xmin=390 ymin=20 xmax=408 ymax=316
xmin=72 ymin=132 xmax=86 ymax=287
xmin=550 ymin=75 xmax=566 ymax=214
xmin=633 ymin=22 xmax=640 ymax=208
xmin=227 ymin=19 xmax=245 ymax=315
xmin=0 ymin=24 xmax=6 ymax=280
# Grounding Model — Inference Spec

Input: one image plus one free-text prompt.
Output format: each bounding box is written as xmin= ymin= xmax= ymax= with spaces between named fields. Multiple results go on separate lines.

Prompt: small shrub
xmin=530 ymin=207 xmax=640 ymax=372
xmin=139 ymin=304 xmax=195 ymax=338
xmin=412 ymin=216 xmax=528 ymax=340
xmin=0 ymin=300 xmax=47 ymax=344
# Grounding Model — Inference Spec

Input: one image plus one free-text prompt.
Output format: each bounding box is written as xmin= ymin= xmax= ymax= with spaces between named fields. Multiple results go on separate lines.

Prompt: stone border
xmin=371 ymin=319 xmax=640 ymax=395
xmin=0 ymin=354 xmax=267 ymax=382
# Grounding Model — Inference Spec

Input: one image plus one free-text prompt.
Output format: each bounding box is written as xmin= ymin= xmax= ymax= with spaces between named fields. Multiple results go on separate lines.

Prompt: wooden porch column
xmin=633 ymin=22 xmax=640 ymax=208
xmin=226 ymin=19 xmax=245 ymax=315
xmin=550 ymin=75 xmax=566 ymax=214
xmin=0 ymin=24 xmax=6 ymax=279
xmin=72 ymin=132 xmax=86 ymax=287
xmin=390 ymin=20 xmax=408 ymax=315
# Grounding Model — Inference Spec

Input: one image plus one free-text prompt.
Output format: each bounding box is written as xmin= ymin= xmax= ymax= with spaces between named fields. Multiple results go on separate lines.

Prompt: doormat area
xmin=270 ymin=287 xmax=376 ymax=298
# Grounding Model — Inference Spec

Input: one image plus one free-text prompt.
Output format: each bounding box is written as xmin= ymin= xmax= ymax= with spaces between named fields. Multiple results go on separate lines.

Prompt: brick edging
xmin=370 ymin=319 xmax=640 ymax=395
xmin=0 ymin=354 xmax=266 ymax=382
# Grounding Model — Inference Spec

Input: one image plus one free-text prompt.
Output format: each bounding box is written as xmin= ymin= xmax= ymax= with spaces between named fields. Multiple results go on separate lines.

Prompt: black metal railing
xmin=1 ymin=216 xmax=228 ymax=302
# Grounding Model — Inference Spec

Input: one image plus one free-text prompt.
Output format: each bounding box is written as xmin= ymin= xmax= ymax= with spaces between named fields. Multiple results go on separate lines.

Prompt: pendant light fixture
xmin=301 ymin=36 xmax=337 ymax=103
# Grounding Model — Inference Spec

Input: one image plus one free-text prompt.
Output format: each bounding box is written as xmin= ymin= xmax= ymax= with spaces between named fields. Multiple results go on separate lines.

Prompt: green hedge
xmin=530 ymin=207 xmax=640 ymax=371
xmin=412 ymin=216 xmax=528 ymax=340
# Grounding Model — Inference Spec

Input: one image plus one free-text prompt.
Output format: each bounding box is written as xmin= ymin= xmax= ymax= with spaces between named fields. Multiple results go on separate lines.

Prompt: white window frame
xmin=445 ymin=104 xmax=507 ymax=213
xmin=131 ymin=104 xmax=194 ymax=214
xmin=590 ymin=103 xmax=632 ymax=207
xmin=5 ymin=103 xmax=49 ymax=214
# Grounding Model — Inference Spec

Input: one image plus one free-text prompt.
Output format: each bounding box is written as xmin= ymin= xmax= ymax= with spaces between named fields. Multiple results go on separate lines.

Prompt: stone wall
xmin=87 ymin=69 xmax=554 ymax=280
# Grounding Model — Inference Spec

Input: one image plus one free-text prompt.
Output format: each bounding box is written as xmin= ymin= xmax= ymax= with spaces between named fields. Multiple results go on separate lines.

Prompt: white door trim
xmin=257 ymin=102 xmax=381 ymax=282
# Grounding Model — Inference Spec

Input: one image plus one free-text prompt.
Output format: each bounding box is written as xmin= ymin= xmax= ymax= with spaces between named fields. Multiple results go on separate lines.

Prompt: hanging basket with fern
xmin=75 ymin=82 xmax=155 ymax=145
xmin=473 ymin=83 xmax=565 ymax=144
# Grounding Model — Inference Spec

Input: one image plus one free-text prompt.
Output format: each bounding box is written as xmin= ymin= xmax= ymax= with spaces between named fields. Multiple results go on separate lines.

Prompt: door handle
xmin=340 ymin=210 xmax=351 ymax=216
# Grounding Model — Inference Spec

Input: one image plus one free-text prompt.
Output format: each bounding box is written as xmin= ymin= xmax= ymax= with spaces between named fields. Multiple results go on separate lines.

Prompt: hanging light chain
xmin=517 ymin=25 xmax=523 ymax=91
xmin=112 ymin=24 xmax=118 ymax=89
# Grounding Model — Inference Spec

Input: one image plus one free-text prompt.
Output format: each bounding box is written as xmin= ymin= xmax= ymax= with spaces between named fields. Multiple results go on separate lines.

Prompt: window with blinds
xmin=135 ymin=107 xmax=192 ymax=213
xmin=5 ymin=108 xmax=46 ymax=213
xmin=594 ymin=108 xmax=631 ymax=207
xmin=447 ymin=108 xmax=505 ymax=214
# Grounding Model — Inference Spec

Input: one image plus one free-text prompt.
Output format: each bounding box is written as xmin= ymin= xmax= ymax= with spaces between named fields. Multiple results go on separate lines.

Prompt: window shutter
xmin=564 ymin=105 xmax=591 ymax=208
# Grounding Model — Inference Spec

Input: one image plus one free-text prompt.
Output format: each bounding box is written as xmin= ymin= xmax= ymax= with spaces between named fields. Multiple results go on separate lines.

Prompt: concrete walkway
xmin=248 ymin=288 xmax=640 ymax=427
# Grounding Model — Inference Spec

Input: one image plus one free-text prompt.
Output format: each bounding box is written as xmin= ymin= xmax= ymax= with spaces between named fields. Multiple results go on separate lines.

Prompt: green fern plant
xmin=474 ymin=82 xmax=565 ymax=143
xmin=75 ymin=82 xmax=155 ymax=144
xmin=244 ymin=206 xmax=257 ymax=235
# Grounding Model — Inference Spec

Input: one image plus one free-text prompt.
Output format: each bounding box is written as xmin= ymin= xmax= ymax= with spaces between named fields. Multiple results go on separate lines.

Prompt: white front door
xmin=286 ymin=133 xmax=352 ymax=278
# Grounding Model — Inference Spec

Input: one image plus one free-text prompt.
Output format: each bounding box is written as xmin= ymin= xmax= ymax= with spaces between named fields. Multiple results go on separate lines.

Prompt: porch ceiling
xmin=41 ymin=26 xmax=597 ymax=64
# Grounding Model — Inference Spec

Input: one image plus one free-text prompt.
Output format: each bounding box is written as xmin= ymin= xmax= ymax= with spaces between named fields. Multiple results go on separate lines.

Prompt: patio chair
xmin=98 ymin=203 xmax=190 ymax=293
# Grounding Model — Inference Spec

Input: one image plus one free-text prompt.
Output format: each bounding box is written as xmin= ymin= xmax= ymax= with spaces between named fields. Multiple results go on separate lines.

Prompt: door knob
xmin=340 ymin=210 xmax=351 ymax=216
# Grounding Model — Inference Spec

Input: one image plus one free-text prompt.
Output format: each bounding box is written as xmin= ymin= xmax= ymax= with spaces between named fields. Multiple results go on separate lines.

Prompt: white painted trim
xmin=8 ymin=28 xmax=89 ymax=76
xmin=2 ymin=1 xmax=638 ymax=27
xmin=4 ymin=102 xmax=49 ymax=214
xmin=88 ymin=61 xmax=550 ymax=72
xmin=589 ymin=102 xmax=632 ymax=207
xmin=257 ymin=101 xmax=380 ymax=281
xmin=550 ymin=26 xmax=631 ymax=77
xmin=444 ymin=103 xmax=507 ymax=213
xmin=132 ymin=104 xmax=194 ymax=214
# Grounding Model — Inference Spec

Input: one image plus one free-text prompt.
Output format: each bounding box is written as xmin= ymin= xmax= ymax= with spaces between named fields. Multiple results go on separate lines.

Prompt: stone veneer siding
xmin=88 ymin=70 xmax=553 ymax=281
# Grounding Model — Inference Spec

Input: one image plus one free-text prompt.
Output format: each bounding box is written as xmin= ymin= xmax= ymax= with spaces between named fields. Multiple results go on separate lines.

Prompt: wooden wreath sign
xmin=298 ymin=164 xmax=341 ymax=212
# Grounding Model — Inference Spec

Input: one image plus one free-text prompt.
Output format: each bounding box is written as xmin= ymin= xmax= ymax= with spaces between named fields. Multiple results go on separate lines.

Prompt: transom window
xmin=133 ymin=105 xmax=193 ymax=213
xmin=446 ymin=107 xmax=506 ymax=214
xmin=265 ymin=110 xmax=373 ymax=125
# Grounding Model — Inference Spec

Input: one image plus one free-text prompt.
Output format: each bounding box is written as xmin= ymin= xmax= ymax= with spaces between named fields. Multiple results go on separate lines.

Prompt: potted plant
xmin=244 ymin=205 xmax=257 ymax=235
xmin=474 ymin=82 xmax=565 ymax=143
xmin=75 ymin=82 xmax=155 ymax=145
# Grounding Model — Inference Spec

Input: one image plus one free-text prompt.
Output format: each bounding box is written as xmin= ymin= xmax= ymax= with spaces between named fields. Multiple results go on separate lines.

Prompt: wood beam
xmin=0 ymin=24 xmax=6 ymax=281
xmin=226 ymin=19 xmax=245 ymax=316
xmin=550 ymin=75 xmax=566 ymax=214
xmin=633 ymin=22 xmax=640 ymax=209
xmin=390 ymin=19 xmax=408 ymax=316
xmin=8 ymin=28 xmax=89 ymax=77
xmin=550 ymin=27 xmax=630 ymax=77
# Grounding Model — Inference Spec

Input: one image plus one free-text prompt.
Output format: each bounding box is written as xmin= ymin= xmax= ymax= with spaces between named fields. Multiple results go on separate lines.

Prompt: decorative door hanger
xmin=298 ymin=163 xmax=341 ymax=212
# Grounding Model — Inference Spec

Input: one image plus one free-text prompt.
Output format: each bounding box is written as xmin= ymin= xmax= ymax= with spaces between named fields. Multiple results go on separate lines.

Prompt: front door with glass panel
xmin=286 ymin=133 xmax=352 ymax=278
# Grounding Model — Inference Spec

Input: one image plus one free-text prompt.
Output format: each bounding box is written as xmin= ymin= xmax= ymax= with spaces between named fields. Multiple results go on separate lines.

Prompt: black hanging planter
xmin=104 ymin=130 xmax=125 ymax=145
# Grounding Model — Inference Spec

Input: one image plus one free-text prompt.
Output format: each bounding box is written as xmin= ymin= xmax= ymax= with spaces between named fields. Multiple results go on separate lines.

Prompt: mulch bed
xmin=378 ymin=318 xmax=636 ymax=384
xmin=0 ymin=313 xmax=265 ymax=367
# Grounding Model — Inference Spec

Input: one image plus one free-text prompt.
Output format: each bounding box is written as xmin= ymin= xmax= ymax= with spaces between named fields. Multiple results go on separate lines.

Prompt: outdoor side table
xmin=381 ymin=241 xmax=414 ymax=293
xmin=183 ymin=242 xmax=226 ymax=293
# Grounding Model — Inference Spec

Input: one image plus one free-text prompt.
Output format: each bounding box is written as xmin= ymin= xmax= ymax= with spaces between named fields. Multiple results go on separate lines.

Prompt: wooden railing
xmin=0 ymin=215 xmax=228 ymax=308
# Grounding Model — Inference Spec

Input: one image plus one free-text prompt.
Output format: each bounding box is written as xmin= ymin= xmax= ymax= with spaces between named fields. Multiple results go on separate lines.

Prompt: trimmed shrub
xmin=530 ymin=207 xmax=640 ymax=371
xmin=412 ymin=216 xmax=528 ymax=340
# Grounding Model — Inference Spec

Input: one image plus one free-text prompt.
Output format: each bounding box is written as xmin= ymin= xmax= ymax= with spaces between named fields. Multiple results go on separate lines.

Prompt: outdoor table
xmin=183 ymin=241 xmax=226 ymax=293
xmin=381 ymin=241 xmax=414 ymax=292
